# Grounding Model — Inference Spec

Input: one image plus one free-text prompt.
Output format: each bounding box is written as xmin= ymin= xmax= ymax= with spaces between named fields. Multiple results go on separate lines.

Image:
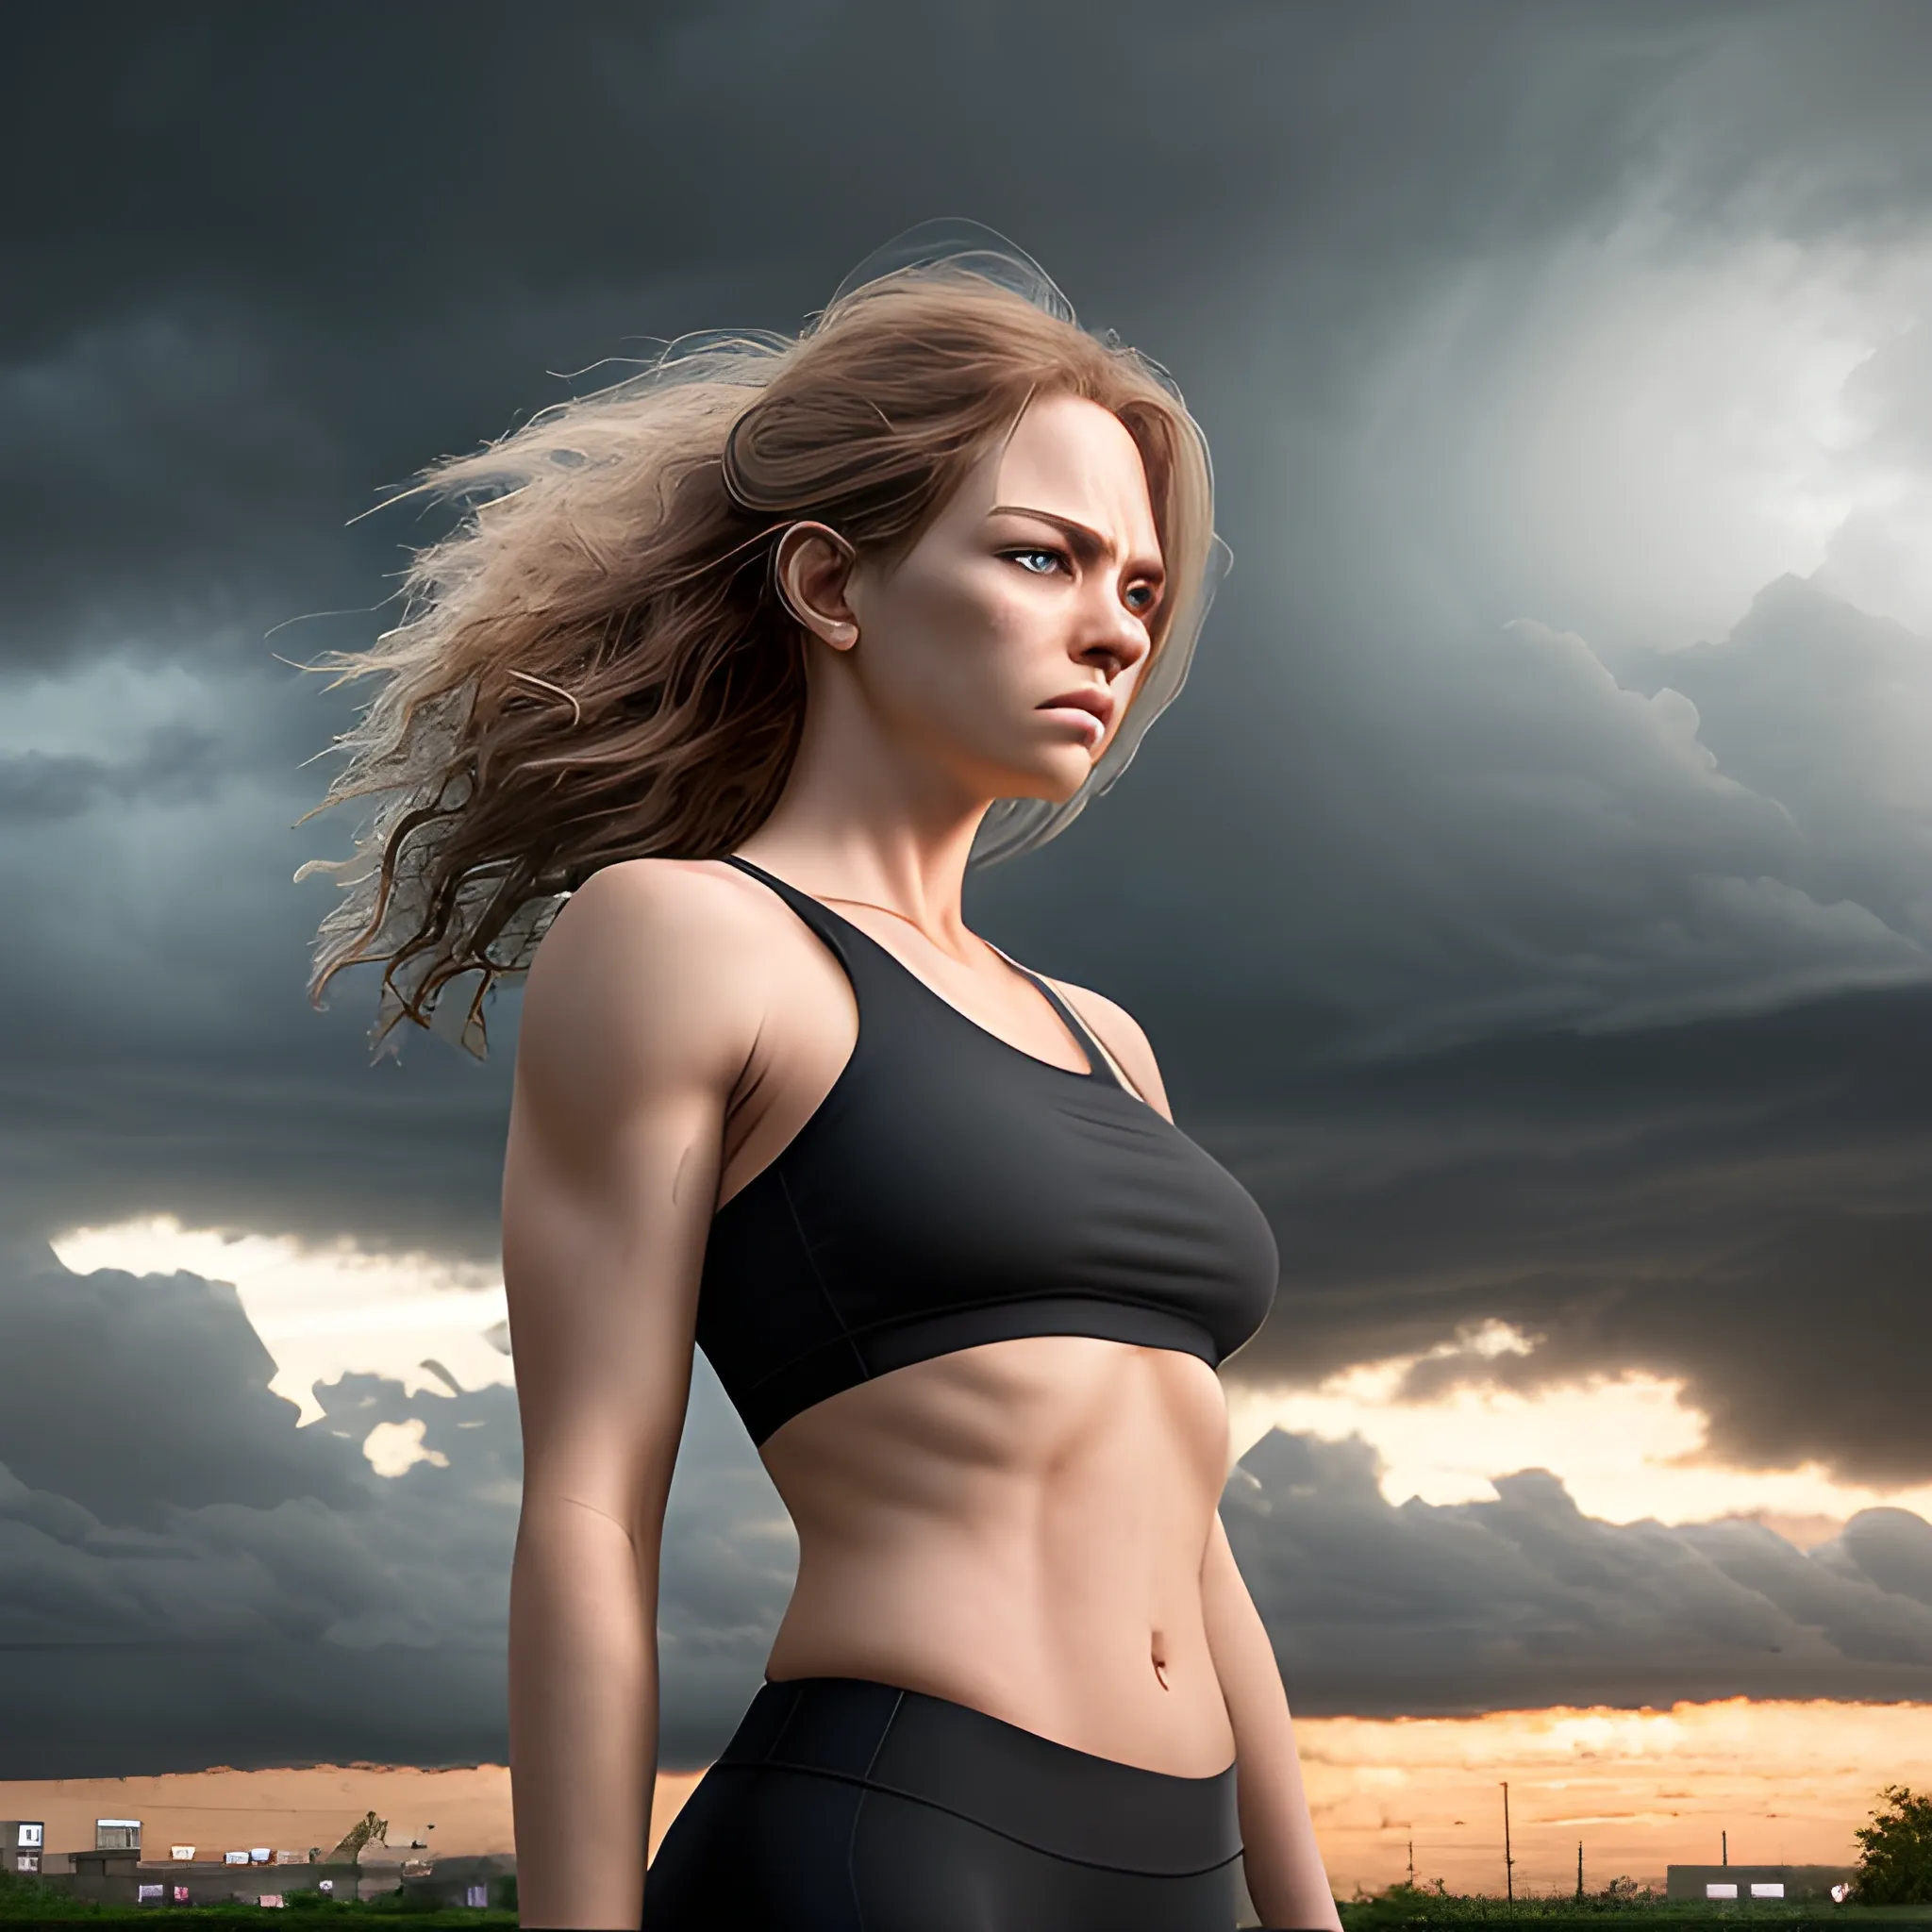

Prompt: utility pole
xmin=1577 ymin=1840 xmax=1584 ymax=1902
xmin=1502 ymin=1783 xmax=1515 ymax=1903
xmin=1407 ymin=1840 xmax=1415 ymax=1889
xmin=1723 ymin=1830 xmax=1728 ymax=1869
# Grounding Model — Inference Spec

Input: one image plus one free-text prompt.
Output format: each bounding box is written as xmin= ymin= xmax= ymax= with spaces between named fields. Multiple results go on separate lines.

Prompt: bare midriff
xmin=757 ymin=1331 xmax=1237 ymax=1778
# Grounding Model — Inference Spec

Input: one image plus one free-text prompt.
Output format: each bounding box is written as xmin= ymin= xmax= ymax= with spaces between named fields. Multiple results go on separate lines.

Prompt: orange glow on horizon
xmin=1299 ymin=1699 xmax=1927 ymax=1895
xmin=4 ymin=1700 xmax=1924 ymax=1895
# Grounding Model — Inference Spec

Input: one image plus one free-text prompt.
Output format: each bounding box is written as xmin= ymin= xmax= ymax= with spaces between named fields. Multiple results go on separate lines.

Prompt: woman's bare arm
xmin=502 ymin=862 xmax=761 ymax=1929
xmin=1202 ymin=1515 xmax=1342 ymax=1931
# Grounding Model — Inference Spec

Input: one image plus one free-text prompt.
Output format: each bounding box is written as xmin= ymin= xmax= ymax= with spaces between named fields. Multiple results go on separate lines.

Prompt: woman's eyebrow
xmin=988 ymin=503 xmax=1163 ymax=574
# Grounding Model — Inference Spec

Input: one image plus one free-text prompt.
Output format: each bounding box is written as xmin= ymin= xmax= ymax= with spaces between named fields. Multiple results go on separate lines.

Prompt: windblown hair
xmin=300 ymin=266 xmax=1219 ymax=1054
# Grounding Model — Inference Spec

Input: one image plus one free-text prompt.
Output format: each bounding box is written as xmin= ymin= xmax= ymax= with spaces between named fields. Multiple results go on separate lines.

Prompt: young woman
xmin=308 ymin=231 xmax=1340 ymax=1932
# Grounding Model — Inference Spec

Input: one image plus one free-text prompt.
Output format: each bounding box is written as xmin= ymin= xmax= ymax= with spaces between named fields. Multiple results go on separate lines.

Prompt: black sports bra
xmin=697 ymin=858 xmax=1279 ymax=1443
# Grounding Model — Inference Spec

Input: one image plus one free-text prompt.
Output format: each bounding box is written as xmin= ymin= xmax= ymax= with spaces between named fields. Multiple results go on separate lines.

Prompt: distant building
xmin=393 ymin=1851 xmax=518 ymax=1911
xmin=1667 ymin=1864 xmax=1856 ymax=1902
xmin=50 ymin=1853 xmax=366 ymax=1908
xmin=53 ymin=1816 xmax=144 ymax=1893
xmin=13 ymin=1830 xmax=515 ymax=1914
xmin=0 ymin=1820 xmax=45 ymax=1879
xmin=66 ymin=1847 xmax=143 ymax=1884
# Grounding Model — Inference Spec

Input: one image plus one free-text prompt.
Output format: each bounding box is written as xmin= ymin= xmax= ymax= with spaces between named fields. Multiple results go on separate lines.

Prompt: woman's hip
xmin=641 ymin=1675 xmax=1243 ymax=1931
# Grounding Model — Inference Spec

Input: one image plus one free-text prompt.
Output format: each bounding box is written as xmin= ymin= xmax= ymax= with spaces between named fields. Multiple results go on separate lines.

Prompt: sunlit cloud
xmin=1375 ymin=217 xmax=1932 ymax=655
xmin=1226 ymin=1322 xmax=1932 ymax=1530
xmin=49 ymin=1217 xmax=511 ymax=1426
xmin=51 ymin=1220 xmax=1932 ymax=1536
xmin=361 ymin=1417 xmax=452 ymax=1479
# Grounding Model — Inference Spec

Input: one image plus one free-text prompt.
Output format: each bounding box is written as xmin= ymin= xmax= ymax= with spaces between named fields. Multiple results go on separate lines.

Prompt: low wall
xmin=1666 ymin=1865 xmax=1857 ymax=1902
xmin=51 ymin=1857 xmax=377 ymax=1907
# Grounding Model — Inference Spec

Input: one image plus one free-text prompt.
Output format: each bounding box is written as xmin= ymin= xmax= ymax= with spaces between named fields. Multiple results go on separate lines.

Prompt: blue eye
xmin=1007 ymin=548 xmax=1065 ymax=575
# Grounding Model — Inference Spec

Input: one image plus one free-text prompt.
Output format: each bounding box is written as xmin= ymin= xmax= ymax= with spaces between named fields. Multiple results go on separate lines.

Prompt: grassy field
xmin=0 ymin=1873 xmax=513 ymax=1927
xmin=1339 ymin=1893 xmax=1932 ymax=1932
xmin=0 ymin=1918 xmax=512 ymax=1930
xmin=7 ymin=1874 xmax=1932 ymax=1930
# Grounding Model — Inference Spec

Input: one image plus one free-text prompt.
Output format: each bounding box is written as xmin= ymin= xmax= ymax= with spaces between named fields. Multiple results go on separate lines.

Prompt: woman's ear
xmin=774 ymin=523 xmax=860 ymax=650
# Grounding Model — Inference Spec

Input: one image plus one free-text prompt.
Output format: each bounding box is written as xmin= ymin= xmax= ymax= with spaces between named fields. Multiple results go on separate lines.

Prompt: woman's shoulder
xmin=518 ymin=859 xmax=792 ymax=1086
xmin=546 ymin=856 xmax=773 ymax=942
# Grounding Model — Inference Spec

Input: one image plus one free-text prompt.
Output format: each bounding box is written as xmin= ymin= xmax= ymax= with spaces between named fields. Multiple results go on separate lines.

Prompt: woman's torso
xmin=699 ymin=856 xmax=1276 ymax=1776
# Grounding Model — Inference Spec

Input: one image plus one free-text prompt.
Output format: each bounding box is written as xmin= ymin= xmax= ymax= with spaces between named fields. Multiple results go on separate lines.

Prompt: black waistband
xmin=716 ymin=1676 xmax=1242 ymax=1876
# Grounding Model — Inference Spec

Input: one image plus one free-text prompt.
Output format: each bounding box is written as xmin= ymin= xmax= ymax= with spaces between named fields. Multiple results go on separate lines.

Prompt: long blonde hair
xmin=301 ymin=263 xmax=1220 ymax=1053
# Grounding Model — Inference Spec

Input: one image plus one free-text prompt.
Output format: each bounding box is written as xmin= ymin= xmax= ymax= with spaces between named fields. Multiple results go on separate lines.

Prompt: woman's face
xmin=837 ymin=391 xmax=1166 ymax=806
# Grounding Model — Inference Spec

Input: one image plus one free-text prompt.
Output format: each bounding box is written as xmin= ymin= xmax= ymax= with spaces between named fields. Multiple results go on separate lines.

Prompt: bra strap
xmin=724 ymin=854 xmax=1131 ymax=1095
xmin=720 ymin=854 xmax=861 ymax=972
xmin=991 ymin=947 xmax=1130 ymax=1096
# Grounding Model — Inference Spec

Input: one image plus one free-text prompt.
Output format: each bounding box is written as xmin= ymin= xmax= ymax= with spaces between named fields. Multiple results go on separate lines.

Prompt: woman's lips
xmin=1037 ymin=689 xmax=1115 ymax=744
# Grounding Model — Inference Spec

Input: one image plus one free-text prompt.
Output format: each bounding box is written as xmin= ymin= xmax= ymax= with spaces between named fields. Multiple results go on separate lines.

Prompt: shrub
xmin=1854 ymin=1784 xmax=1932 ymax=1905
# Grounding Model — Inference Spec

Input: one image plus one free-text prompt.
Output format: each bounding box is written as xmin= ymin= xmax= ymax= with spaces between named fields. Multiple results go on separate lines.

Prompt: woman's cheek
xmin=984 ymin=578 xmax=1056 ymax=654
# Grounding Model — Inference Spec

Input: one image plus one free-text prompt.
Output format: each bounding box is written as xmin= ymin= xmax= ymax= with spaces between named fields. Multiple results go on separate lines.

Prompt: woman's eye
xmin=1124 ymin=583 xmax=1158 ymax=613
xmin=1007 ymin=548 xmax=1066 ymax=576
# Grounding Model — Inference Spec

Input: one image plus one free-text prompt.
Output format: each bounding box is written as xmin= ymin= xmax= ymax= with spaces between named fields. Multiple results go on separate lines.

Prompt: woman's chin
xmin=993 ymin=757 xmax=1096 ymax=807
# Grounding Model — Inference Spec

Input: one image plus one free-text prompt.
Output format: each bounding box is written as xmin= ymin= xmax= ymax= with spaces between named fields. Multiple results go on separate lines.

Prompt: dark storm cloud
xmin=15 ymin=1245 xmax=1932 ymax=1775
xmin=7 ymin=2 xmax=1929 ymax=669
xmin=8 ymin=0 xmax=1932 ymax=1767
xmin=0 ymin=1644 xmax=510 ymax=1784
xmin=652 ymin=1360 xmax=800 ymax=1767
xmin=0 ymin=1257 xmax=365 ymax=1522
xmin=1226 ymin=1431 xmax=1932 ymax=1716
xmin=0 ymin=1248 xmax=788 ymax=1774
xmin=1620 ymin=581 xmax=1932 ymax=953
xmin=0 ymin=724 xmax=223 ymax=822
xmin=1217 ymin=981 xmax=1932 ymax=1488
xmin=984 ymin=575 xmax=1932 ymax=1487
xmin=0 ymin=305 xmax=361 ymax=672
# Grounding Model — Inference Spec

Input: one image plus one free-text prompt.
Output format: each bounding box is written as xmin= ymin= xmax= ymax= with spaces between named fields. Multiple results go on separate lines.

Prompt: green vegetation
xmin=0 ymin=1907 xmax=515 ymax=1929
xmin=1857 ymin=1789 xmax=1932 ymax=1906
xmin=1341 ymin=1893 xmax=1931 ymax=1931
xmin=1346 ymin=1879 xmax=1670 ymax=1921
xmin=9 ymin=1782 xmax=1930 ymax=1930
xmin=1329 ymin=1781 xmax=1932 ymax=1930
xmin=0 ymin=1867 xmax=517 ymax=1928
xmin=0 ymin=1867 xmax=95 ymax=1917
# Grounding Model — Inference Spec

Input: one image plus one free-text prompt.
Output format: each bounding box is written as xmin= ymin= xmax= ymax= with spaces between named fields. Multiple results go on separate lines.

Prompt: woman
xmin=307 ymin=230 xmax=1340 ymax=1932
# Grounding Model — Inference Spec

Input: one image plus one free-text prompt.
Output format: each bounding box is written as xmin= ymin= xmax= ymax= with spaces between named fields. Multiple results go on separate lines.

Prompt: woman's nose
xmin=1077 ymin=588 xmax=1152 ymax=679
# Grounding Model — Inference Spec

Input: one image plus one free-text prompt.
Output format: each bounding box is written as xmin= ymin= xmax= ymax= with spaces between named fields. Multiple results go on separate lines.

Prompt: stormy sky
xmin=6 ymin=0 xmax=1932 ymax=1774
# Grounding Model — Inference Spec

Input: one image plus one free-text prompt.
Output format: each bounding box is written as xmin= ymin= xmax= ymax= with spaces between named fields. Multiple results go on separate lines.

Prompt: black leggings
xmin=641 ymin=1676 xmax=1245 ymax=1931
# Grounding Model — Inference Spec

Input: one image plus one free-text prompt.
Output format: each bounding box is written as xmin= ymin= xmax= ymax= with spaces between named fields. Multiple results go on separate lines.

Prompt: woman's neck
xmin=739 ymin=681 xmax=996 ymax=936
xmin=734 ymin=796 xmax=984 ymax=940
